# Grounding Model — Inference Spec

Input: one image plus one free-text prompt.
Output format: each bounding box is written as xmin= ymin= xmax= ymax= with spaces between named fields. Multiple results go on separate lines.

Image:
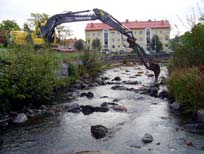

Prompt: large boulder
xmin=81 ymin=105 xmax=109 ymax=115
xmin=81 ymin=105 xmax=95 ymax=115
xmin=91 ymin=125 xmax=108 ymax=139
xmin=65 ymin=103 xmax=81 ymax=113
xmin=80 ymin=92 xmax=94 ymax=99
xmin=87 ymin=92 xmax=94 ymax=99
xmin=94 ymin=107 xmax=109 ymax=112
xmin=142 ymin=133 xmax=154 ymax=143
xmin=112 ymin=76 xmax=121 ymax=81
xmin=13 ymin=113 xmax=28 ymax=123
xmin=148 ymin=87 xmax=159 ymax=97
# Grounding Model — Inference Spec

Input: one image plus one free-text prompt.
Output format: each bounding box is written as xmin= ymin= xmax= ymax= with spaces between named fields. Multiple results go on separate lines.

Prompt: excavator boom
xmin=40 ymin=8 xmax=160 ymax=81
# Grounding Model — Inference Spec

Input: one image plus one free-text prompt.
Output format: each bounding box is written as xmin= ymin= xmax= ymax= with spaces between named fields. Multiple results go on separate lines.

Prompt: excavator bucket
xmin=148 ymin=63 xmax=160 ymax=81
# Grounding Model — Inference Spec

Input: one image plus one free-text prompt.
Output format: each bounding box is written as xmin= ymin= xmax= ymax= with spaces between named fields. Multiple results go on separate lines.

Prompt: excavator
xmin=11 ymin=8 xmax=156 ymax=81
xmin=39 ymin=8 xmax=160 ymax=81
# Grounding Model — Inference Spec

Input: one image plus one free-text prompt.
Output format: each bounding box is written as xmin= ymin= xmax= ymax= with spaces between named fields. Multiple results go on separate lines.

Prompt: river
xmin=1 ymin=65 xmax=204 ymax=154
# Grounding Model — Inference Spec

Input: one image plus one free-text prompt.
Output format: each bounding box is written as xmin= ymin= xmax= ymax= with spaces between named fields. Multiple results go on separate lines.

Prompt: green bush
xmin=167 ymin=67 xmax=204 ymax=113
xmin=170 ymin=23 xmax=204 ymax=71
xmin=167 ymin=23 xmax=204 ymax=112
xmin=68 ymin=64 xmax=79 ymax=78
xmin=0 ymin=46 xmax=61 ymax=111
xmin=81 ymin=50 xmax=103 ymax=77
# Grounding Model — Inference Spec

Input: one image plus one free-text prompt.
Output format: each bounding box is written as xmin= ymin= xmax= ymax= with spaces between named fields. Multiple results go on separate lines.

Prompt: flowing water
xmin=1 ymin=65 xmax=204 ymax=154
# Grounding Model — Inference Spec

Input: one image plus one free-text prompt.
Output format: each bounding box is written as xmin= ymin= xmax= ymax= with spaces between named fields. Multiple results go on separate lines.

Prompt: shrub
xmin=81 ymin=50 xmax=103 ymax=78
xmin=0 ymin=46 xmax=61 ymax=111
xmin=68 ymin=64 xmax=79 ymax=78
xmin=167 ymin=67 xmax=204 ymax=113
xmin=169 ymin=23 xmax=204 ymax=71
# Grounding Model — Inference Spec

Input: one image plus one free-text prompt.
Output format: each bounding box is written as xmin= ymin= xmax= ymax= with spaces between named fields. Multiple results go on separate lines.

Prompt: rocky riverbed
xmin=0 ymin=64 xmax=204 ymax=154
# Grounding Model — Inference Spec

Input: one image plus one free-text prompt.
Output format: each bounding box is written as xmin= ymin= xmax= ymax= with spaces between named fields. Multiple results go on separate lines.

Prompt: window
xmin=139 ymin=37 xmax=143 ymax=41
xmin=139 ymin=31 xmax=143 ymax=35
xmin=103 ymin=29 xmax=109 ymax=48
xmin=145 ymin=27 xmax=151 ymax=51
xmin=112 ymin=38 xmax=115 ymax=42
xmin=112 ymin=45 xmax=115 ymax=48
xmin=93 ymin=33 xmax=95 ymax=36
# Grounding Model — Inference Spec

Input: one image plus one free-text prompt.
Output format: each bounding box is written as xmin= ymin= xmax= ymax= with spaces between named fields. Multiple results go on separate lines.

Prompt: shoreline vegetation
xmin=0 ymin=46 xmax=104 ymax=113
xmin=167 ymin=23 xmax=204 ymax=114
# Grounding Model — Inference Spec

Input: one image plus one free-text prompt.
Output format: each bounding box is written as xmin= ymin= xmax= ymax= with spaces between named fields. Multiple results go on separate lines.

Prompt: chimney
xmin=125 ymin=19 xmax=129 ymax=23
xmin=90 ymin=22 xmax=94 ymax=28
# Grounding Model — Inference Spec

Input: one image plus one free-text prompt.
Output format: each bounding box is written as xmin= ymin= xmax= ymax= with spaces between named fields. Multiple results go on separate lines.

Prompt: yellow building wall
xmin=85 ymin=27 xmax=170 ymax=52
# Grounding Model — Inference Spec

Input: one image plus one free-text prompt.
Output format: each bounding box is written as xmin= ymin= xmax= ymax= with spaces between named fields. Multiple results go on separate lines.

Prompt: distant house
xmin=85 ymin=19 xmax=170 ymax=52
xmin=57 ymin=38 xmax=78 ymax=51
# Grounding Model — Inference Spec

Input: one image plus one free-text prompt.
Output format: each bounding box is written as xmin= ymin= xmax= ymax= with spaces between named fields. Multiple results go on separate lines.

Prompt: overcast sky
xmin=0 ymin=0 xmax=203 ymax=39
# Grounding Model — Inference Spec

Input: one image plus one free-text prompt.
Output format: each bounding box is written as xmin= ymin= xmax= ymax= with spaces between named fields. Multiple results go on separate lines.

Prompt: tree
xmin=27 ymin=13 xmax=49 ymax=29
xmin=0 ymin=20 xmax=21 ymax=31
xmin=56 ymin=25 xmax=73 ymax=40
xmin=91 ymin=38 xmax=101 ymax=51
xmin=150 ymin=35 xmax=163 ymax=53
xmin=74 ymin=39 xmax=84 ymax=51
xmin=23 ymin=23 xmax=32 ymax=33
xmin=170 ymin=23 xmax=204 ymax=69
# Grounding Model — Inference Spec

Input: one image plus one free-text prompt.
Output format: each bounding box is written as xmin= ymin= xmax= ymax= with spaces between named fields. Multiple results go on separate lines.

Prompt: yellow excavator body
xmin=10 ymin=21 xmax=57 ymax=46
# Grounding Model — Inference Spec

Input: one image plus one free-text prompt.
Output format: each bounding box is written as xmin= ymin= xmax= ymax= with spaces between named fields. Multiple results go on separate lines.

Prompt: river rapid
xmin=1 ymin=65 xmax=204 ymax=154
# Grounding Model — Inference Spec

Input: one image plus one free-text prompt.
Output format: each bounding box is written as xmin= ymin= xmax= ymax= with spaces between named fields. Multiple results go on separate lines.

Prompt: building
xmin=85 ymin=19 xmax=170 ymax=53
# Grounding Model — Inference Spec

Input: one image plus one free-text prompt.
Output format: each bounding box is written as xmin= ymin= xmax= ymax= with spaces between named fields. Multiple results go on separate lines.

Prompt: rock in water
xmin=65 ymin=103 xmax=81 ymax=113
xmin=91 ymin=125 xmax=108 ymax=139
xmin=142 ymin=133 xmax=153 ymax=143
xmin=113 ymin=76 xmax=121 ymax=81
xmin=13 ymin=113 xmax=28 ymax=123
xmin=87 ymin=92 xmax=94 ymax=99
xmin=81 ymin=105 xmax=95 ymax=115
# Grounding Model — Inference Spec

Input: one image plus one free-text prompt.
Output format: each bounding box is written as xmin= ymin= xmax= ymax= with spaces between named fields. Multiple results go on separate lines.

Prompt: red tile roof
xmin=85 ymin=20 xmax=170 ymax=31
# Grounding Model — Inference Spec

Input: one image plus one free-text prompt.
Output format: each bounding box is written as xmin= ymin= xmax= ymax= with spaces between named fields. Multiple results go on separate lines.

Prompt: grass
xmin=50 ymin=50 xmax=84 ymax=62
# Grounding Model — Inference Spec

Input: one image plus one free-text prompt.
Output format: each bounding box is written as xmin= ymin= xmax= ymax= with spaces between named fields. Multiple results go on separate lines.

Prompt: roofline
xmin=85 ymin=27 xmax=170 ymax=32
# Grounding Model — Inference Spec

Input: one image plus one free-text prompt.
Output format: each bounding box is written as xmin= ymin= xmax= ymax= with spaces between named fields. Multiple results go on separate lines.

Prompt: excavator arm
xmin=40 ymin=8 xmax=160 ymax=81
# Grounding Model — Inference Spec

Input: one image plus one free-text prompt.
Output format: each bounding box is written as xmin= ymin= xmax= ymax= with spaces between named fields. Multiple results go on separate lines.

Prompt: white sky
xmin=0 ymin=0 xmax=203 ymax=39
